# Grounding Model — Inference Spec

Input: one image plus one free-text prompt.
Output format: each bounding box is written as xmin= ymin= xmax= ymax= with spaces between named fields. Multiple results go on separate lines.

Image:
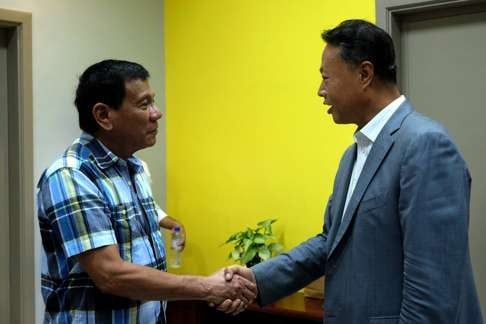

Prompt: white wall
xmin=0 ymin=1 xmax=165 ymax=322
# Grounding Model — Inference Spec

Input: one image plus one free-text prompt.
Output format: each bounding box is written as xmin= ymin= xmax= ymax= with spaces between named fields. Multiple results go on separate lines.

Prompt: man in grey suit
xmin=219 ymin=20 xmax=483 ymax=323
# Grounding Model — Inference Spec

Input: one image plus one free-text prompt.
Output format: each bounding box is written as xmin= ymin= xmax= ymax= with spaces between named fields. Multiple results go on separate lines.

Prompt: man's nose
xmin=149 ymin=104 xmax=163 ymax=120
xmin=318 ymin=82 xmax=326 ymax=98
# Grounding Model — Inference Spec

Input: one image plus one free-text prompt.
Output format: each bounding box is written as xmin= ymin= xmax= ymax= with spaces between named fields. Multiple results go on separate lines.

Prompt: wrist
xmin=197 ymin=276 xmax=213 ymax=302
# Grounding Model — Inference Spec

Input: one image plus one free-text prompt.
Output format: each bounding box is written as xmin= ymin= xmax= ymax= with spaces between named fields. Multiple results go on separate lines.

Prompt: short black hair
xmin=74 ymin=59 xmax=150 ymax=134
xmin=321 ymin=19 xmax=397 ymax=84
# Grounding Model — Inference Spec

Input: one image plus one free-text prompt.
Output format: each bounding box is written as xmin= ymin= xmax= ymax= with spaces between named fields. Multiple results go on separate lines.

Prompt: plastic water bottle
xmin=171 ymin=226 xmax=183 ymax=268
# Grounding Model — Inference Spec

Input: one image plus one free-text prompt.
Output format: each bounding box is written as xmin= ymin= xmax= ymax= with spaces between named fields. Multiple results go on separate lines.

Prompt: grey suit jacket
xmin=252 ymin=101 xmax=483 ymax=324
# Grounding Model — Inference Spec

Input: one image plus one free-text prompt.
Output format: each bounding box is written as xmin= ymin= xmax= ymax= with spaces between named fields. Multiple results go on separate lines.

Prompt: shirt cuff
xmin=63 ymin=230 xmax=117 ymax=258
xmin=157 ymin=207 xmax=168 ymax=223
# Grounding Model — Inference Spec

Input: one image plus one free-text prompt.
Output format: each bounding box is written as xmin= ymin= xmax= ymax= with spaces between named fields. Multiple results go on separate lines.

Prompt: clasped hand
xmin=206 ymin=265 xmax=258 ymax=316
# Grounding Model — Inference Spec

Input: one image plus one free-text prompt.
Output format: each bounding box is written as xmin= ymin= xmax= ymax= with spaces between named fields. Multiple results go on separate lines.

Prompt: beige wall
xmin=0 ymin=1 xmax=165 ymax=322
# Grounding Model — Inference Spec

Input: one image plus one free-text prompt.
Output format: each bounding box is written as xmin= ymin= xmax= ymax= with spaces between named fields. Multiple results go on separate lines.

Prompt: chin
xmin=331 ymin=114 xmax=343 ymax=124
xmin=331 ymin=113 xmax=354 ymax=125
xmin=146 ymin=138 xmax=157 ymax=147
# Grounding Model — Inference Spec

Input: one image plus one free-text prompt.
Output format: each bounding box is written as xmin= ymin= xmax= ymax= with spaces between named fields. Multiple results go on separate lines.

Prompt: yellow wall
xmin=164 ymin=0 xmax=375 ymax=275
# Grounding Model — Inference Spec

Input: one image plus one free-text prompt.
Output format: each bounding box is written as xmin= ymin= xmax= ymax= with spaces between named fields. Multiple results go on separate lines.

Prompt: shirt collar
xmin=80 ymin=132 xmax=143 ymax=173
xmin=354 ymin=95 xmax=405 ymax=146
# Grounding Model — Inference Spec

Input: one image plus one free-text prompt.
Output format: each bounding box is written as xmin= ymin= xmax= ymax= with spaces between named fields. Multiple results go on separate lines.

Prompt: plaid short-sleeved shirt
xmin=37 ymin=132 xmax=167 ymax=323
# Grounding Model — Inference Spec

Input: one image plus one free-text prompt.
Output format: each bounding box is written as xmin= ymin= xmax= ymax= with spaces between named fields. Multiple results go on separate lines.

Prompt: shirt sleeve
xmin=38 ymin=167 xmax=117 ymax=258
xmin=139 ymin=159 xmax=166 ymax=223
xmin=156 ymin=205 xmax=168 ymax=223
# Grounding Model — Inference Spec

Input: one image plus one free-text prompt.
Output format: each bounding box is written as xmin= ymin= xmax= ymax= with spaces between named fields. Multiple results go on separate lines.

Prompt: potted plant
xmin=224 ymin=219 xmax=283 ymax=267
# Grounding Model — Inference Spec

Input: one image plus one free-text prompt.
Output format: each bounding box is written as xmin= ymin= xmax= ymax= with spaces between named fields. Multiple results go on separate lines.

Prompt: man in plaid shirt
xmin=37 ymin=60 xmax=256 ymax=323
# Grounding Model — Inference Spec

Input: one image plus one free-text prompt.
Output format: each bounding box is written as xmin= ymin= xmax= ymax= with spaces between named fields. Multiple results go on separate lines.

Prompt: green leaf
xmin=256 ymin=219 xmax=276 ymax=227
xmin=242 ymin=228 xmax=251 ymax=237
xmin=235 ymin=232 xmax=244 ymax=241
xmin=253 ymin=233 xmax=265 ymax=244
xmin=241 ymin=246 xmax=257 ymax=265
xmin=223 ymin=219 xmax=281 ymax=264
xmin=268 ymin=243 xmax=283 ymax=254
xmin=225 ymin=233 xmax=238 ymax=243
xmin=258 ymin=246 xmax=271 ymax=260
xmin=231 ymin=249 xmax=241 ymax=260
xmin=243 ymin=238 xmax=253 ymax=250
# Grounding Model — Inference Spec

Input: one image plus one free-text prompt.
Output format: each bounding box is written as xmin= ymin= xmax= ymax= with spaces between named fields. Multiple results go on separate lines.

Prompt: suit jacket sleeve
xmin=398 ymin=131 xmax=471 ymax=323
xmin=251 ymin=195 xmax=333 ymax=306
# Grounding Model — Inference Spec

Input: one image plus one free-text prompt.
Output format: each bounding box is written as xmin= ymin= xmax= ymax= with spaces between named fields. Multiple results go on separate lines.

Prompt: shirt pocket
xmin=110 ymin=203 xmax=141 ymax=262
xmin=110 ymin=203 xmax=138 ymax=228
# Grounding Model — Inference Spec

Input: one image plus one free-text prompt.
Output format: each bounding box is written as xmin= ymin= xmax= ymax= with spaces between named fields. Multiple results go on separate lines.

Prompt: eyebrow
xmin=136 ymin=93 xmax=155 ymax=104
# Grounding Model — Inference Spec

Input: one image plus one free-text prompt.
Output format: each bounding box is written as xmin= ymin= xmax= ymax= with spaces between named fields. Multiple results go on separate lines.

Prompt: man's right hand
xmin=203 ymin=267 xmax=257 ymax=310
xmin=213 ymin=265 xmax=258 ymax=315
xmin=223 ymin=265 xmax=256 ymax=284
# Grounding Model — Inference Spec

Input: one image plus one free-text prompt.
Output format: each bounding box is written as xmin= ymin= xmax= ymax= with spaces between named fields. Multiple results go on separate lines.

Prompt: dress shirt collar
xmin=80 ymin=132 xmax=143 ymax=173
xmin=353 ymin=95 xmax=406 ymax=145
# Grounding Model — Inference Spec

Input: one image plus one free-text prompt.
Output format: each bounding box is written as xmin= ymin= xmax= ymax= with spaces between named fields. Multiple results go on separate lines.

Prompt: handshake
xmin=203 ymin=265 xmax=258 ymax=316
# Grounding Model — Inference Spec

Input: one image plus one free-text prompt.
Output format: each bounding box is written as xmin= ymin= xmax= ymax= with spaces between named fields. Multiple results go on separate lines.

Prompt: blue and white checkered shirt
xmin=37 ymin=132 xmax=167 ymax=323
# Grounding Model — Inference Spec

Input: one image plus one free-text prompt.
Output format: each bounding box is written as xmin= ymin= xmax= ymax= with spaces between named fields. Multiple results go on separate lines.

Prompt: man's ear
xmin=92 ymin=103 xmax=113 ymax=131
xmin=359 ymin=61 xmax=374 ymax=89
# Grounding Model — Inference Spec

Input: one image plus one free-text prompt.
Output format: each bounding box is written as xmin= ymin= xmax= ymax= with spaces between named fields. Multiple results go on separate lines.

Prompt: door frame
xmin=376 ymin=0 xmax=486 ymax=318
xmin=0 ymin=8 xmax=34 ymax=324
xmin=376 ymin=0 xmax=486 ymax=88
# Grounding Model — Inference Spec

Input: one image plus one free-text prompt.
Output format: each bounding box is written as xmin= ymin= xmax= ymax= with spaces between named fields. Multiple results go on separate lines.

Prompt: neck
xmin=373 ymin=84 xmax=401 ymax=111
xmin=94 ymin=132 xmax=133 ymax=159
xmin=358 ymin=84 xmax=401 ymax=128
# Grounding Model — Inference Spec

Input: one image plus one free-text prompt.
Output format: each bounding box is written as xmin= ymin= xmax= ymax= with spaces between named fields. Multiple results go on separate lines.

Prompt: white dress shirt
xmin=341 ymin=95 xmax=406 ymax=221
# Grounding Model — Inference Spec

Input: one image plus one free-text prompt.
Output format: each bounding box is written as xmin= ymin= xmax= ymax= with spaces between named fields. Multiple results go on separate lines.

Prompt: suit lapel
xmin=327 ymin=145 xmax=356 ymax=243
xmin=328 ymin=101 xmax=414 ymax=258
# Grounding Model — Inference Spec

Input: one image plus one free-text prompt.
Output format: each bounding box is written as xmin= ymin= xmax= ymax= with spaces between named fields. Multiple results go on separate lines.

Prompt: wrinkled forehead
xmin=320 ymin=45 xmax=342 ymax=71
xmin=323 ymin=44 xmax=342 ymax=60
xmin=124 ymin=79 xmax=154 ymax=101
